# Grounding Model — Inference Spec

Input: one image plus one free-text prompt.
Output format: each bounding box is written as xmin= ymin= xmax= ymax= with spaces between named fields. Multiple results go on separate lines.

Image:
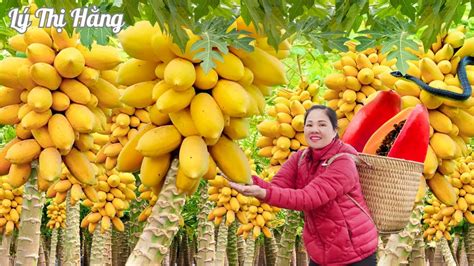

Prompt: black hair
xmin=303 ymin=104 xmax=338 ymax=131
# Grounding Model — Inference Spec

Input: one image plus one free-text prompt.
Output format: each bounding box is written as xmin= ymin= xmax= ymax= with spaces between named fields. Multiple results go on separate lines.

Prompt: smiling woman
xmin=230 ymin=105 xmax=378 ymax=265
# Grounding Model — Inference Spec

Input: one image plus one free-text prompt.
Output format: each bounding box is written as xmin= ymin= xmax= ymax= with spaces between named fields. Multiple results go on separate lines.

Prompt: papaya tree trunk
xmin=264 ymin=235 xmax=277 ymax=266
xmin=90 ymin=226 xmax=109 ymax=266
xmin=243 ymin=238 xmax=255 ymax=266
xmin=296 ymin=236 xmax=308 ymax=266
xmin=15 ymin=170 xmax=44 ymax=266
xmin=439 ymin=237 xmax=456 ymax=266
xmin=195 ymin=183 xmax=215 ymax=266
xmin=407 ymin=224 xmax=425 ymax=266
xmin=127 ymin=159 xmax=186 ymax=265
xmin=377 ymin=204 xmax=423 ymax=265
xmin=180 ymin=232 xmax=190 ymax=266
xmin=0 ymin=234 xmax=12 ymax=266
xmin=450 ymin=235 xmax=460 ymax=265
xmin=48 ymin=229 xmax=58 ymax=266
xmin=112 ymin=226 xmax=130 ymax=266
xmin=62 ymin=191 xmax=81 ymax=265
xmin=215 ymin=223 xmax=228 ymax=266
xmin=276 ymin=210 xmax=300 ymax=265
xmin=257 ymin=242 xmax=266 ymax=265
xmin=38 ymin=237 xmax=46 ymax=266
xmin=466 ymin=224 xmax=474 ymax=265
xmin=458 ymin=237 xmax=469 ymax=266
xmin=105 ymin=227 xmax=113 ymax=266
xmin=227 ymin=222 xmax=238 ymax=266
xmin=169 ymin=236 xmax=179 ymax=266
xmin=237 ymin=235 xmax=245 ymax=266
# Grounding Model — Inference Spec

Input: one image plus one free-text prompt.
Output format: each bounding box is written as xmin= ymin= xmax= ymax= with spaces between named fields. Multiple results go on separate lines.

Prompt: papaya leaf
xmin=381 ymin=32 xmax=419 ymax=73
xmin=191 ymin=32 xmax=228 ymax=74
xmin=77 ymin=27 xmax=113 ymax=48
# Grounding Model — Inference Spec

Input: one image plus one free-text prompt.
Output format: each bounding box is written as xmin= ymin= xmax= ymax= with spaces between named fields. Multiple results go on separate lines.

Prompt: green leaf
xmin=381 ymin=32 xmax=419 ymax=73
xmin=77 ymin=27 xmax=113 ymax=48
xmin=354 ymin=36 xmax=378 ymax=52
xmin=195 ymin=50 xmax=222 ymax=73
xmin=194 ymin=0 xmax=219 ymax=21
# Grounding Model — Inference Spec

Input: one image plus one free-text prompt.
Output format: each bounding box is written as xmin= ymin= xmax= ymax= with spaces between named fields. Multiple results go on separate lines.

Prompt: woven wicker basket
xmin=356 ymin=153 xmax=424 ymax=232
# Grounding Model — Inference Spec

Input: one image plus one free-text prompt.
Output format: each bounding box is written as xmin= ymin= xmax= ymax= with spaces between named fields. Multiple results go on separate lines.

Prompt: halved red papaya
xmin=362 ymin=104 xmax=430 ymax=163
xmin=342 ymin=90 xmax=401 ymax=152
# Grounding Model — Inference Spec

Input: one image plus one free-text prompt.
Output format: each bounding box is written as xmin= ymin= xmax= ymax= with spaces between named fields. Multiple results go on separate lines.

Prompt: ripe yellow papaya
xmin=63 ymin=148 xmax=97 ymax=186
xmin=209 ymin=135 xmax=251 ymax=184
xmin=24 ymin=27 xmax=52 ymax=47
xmin=214 ymin=52 xmax=245 ymax=81
xmin=8 ymin=34 xmax=27 ymax=52
xmin=88 ymin=78 xmax=121 ymax=108
xmin=151 ymin=31 xmax=176 ymax=63
xmin=179 ymin=136 xmax=209 ymax=179
xmin=30 ymin=62 xmax=62 ymax=90
xmin=212 ymin=80 xmax=249 ymax=117
xmin=117 ymin=21 xmax=161 ymax=62
xmin=53 ymin=47 xmax=85 ymax=78
xmin=27 ymin=86 xmax=52 ymax=112
xmin=224 ymin=118 xmax=250 ymax=140
xmin=0 ymin=86 xmax=22 ymax=108
xmin=7 ymin=163 xmax=31 ymax=188
xmin=65 ymin=104 xmax=95 ymax=133
xmin=78 ymin=44 xmax=121 ymax=70
xmin=26 ymin=43 xmax=55 ymax=64
xmin=38 ymin=147 xmax=62 ymax=182
xmin=427 ymin=173 xmax=457 ymax=206
xmin=117 ymin=59 xmax=158 ymax=86
xmin=0 ymin=104 xmax=21 ymax=125
xmin=140 ymin=154 xmax=171 ymax=187
xmin=168 ymin=108 xmax=199 ymax=137
xmin=120 ymin=81 xmax=156 ymax=108
xmin=0 ymin=57 xmax=32 ymax=89
xmin=190 ymin=93 xmax=224 ymax=139
xmin=0 ymin=138 xmax=20 ymax=175
xmin=164 ymin=58 xmax=196 ymax=91
xmin=194 ymin=65 xmax=218 ymax=90
xmin=116 ymin=124 xmax=155 ymax=172
xmin=155 ymin=86 xmax=195 ymax=114
xmin=5 ymin=139 xmax=41 ymax=164
xmin=51 ymin=28 xmax=79 ymax=50
xmin=77 ymin=67 xmax=100 ymax=87
xmin=136 ymin=125 xmax=182 ymax=157
xmin=230 ymin=46 xmax=287 ymax=86
xmin=175 ymin=167 xmax=201 ymax=195
xmin=48 ymin=114 xmax=75 ymax=155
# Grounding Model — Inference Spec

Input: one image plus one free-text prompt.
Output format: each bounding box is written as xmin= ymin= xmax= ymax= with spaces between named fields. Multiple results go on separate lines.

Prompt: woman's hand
xmin=229 ymin=182 xmax=266 ymax=200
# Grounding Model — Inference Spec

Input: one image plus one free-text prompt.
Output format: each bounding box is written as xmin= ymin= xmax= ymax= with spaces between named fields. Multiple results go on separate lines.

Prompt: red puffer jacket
xmin=253 ymin=139 xmax=378 ymax=265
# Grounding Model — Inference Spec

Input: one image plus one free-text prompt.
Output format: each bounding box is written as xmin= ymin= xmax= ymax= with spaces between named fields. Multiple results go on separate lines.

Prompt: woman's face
xmin=304 ymin=109 xmax=337 ymax=149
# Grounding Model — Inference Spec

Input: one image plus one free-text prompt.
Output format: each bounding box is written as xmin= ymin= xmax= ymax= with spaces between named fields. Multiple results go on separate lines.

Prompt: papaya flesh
xmin=363 ymin=104 xmax=430 ymax=163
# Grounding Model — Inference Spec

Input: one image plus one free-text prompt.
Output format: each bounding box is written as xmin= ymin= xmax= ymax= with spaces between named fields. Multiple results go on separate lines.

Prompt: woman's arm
xmin=252 ymin=150 xmax=302 ymax=189
xmin=262 ymin=155 xmax=357 ymax=211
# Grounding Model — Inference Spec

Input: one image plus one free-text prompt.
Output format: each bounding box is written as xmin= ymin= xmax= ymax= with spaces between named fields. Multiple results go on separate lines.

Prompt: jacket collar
xmin=309 ymin=137 xmax=343 ymax=162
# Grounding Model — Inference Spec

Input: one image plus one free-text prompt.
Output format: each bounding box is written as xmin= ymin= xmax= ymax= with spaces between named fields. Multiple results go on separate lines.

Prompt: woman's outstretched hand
xmin=229 ymin=182 xmax=266 ymax=200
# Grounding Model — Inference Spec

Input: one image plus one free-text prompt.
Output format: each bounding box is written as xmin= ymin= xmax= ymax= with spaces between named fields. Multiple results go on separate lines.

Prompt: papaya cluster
xmin=45 ymin=166 xmax=99 ymax=206
xmin=422 ymin=147 xmax=474 ymax=241
xmin=206 ymin=175 xmax=280 ymax=239
xmin=324 ymin=45 xmax=397 ymax=136
xmin=136 ymin=184 xmax=159 ymax=222
xmin=256 ymin=79 xmax=322 ymax=175
xmin=46 ymin=201 xmax=66 ymax=229
xmin=96 ymin=105 xmax=153 ymax=171
xmin=391 ymin=27 xmax=474 ymax=205
xmin=80 ymin=169 xmax=135 ymax=233
xmin=114 ymin=19 xmax=288 ymax=194
xmin=422 ymin=197 xmax=458 ymax=241
xmin=0 ymin=17 xmax=124 ymax=191
xmin=0 ymin=176 xmax=23 ymax=235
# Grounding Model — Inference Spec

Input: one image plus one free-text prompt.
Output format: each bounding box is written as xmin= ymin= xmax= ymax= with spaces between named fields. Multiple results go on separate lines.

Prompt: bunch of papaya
xmin=389 ymin=27 xmax=474 ymax=206
xmin=324 ymin=43 xmax=398 ymax=136
xmin=422 ymin=196 xmax=457 ymax=241
xmin=256 ymin=78 xmax=322 ymax=176
xmin=46 ymin=201 xmax=66 ymax=230
xmin=0 ymin=176 xmax=23 ymax=235
xmin=0 ymin=19 xmax=123 ymax=191
xmin=114 ymin=18 xmax=289 ymax=196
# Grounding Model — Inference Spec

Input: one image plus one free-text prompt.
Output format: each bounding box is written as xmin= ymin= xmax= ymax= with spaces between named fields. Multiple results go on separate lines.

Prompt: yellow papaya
xmin=209 ymin=135 xmax=251 ymax=184
xmin=78 ymin=44 xmax=121 ymax=70
xmin=212 ymin=80 xmax=249 ymax=117
xmin=194 ymin=65 xmax=218 ymax=90
xmin=140 ymin=154 xmax=171 ymax=187
xmin=65 ymin=104 xmax=95 ymax=133
xmin=169 ymin=108 xmax=199 ymax=137
xmin=30 ymin=62 xmax=62 ymax=90
xmin=7 ymin=163 xmax=31 ymax=188
xmin=214 ymin=52 xmax=245 ymax=81
xmin=164 ymin=58 xmax=196 ymax=91
xmin=26 ymin=43 xmax=55 ymax=64
xmin=179 ymin=136 xmax=209 ymax=179
xmin=48 ymin=114 xmax=75 ymax=155
xmin=120 ymin=81 xmax=156 ymax=108
xmin=38 ymin=147 xmax=61 ymax=182
xmin=116 ymin=124 xmax=155 ymax=172
xmin=190 ymin=93 xmax=224 ymax=139
xmin=117 ymin=59 xmax=158 ymax=85
xmin=136 ymin=125 xmax=182 ymax=157
xmin=0 ymin=58 xmax=31 ymax=89
xmin=27 ymin=86 xmax=52 ymax=112
xmin=156 ymin=86 xmax=195 ymax=114
xmin=63 ymin=148 xmax=97 ymax=186
xmin=427 ymin=173 xmax=457 ymax=206
xmin=117 ymin=21 xmax=161 ymax=62
xmin=88 ymin=78 xmax=121 ymax=108
xmin=59 ymin=79 xmax=91 ymax=105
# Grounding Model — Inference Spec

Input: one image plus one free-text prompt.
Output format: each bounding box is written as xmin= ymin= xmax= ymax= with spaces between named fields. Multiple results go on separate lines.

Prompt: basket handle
xmin=323 ymin=153 xmax=372 ymax=168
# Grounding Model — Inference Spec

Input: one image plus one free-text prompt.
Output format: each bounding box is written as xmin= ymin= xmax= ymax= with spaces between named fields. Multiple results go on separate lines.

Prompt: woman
xmin=230 ymin=105 xmax=378 ymax=266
